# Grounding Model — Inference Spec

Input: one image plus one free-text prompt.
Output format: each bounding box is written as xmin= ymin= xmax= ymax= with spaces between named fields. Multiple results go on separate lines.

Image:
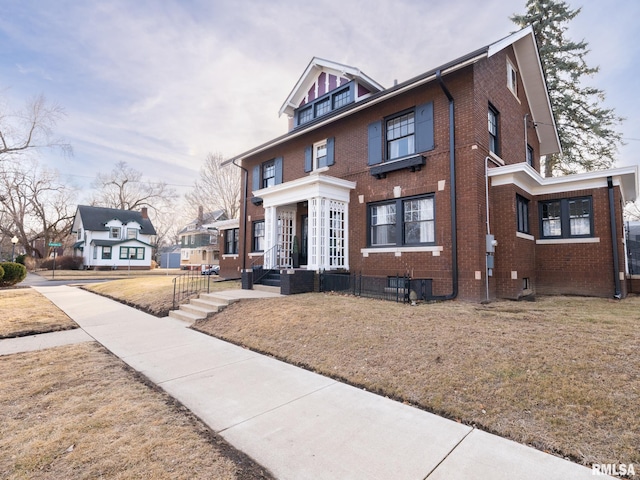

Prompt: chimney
xmin=198 ymin=206 xmax=204 ymax=225
xmin=141 ymin=207 xmax=148 ymax=219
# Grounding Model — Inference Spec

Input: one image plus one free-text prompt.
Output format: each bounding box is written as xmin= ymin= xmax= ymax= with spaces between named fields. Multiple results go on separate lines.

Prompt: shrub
xmin=15 ymin=254 xmax=26 ymax=265
xmin=40 ymin=255 xmax=84 ymax=270
xmin=0 ymin=264 xmax=4 ymax=282
xmin=0 ymin=262 xmax=27 ymax=287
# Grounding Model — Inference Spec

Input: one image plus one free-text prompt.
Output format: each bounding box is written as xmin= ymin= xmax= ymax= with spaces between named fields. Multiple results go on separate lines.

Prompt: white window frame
xmin=313 ymin=140 xmax=328 ymax=170
xmin=109 ymin=227 xmax=121 ymax=239
xmin=507 ymin=58 xmax=519 ymax=99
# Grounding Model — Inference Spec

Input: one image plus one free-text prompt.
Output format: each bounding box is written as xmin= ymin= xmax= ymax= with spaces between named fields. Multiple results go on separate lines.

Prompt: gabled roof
xmin=278 ymin=57 xmax=384 ymax=118
xmin=74 ymin=205 xmax=157 ymax=235
xmin=227 ymin=26 xmax=560 ymax=164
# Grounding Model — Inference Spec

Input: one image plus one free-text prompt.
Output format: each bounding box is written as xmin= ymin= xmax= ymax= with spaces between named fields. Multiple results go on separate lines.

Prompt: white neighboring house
xmin=71 ymin=205 xmax=157 ymax=270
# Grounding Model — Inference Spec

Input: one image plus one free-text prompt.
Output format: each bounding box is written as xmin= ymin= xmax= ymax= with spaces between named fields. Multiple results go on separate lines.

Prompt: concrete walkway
xmin=5 ymin=286 xmax=609 ymax=480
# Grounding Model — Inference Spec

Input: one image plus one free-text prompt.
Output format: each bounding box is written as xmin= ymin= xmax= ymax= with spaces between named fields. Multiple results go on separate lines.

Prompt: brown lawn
xmin=0 ymin=287 xmax=272 ymax=480
xmin=0 ymin=343 xmax=272 ymax=480
xmin=194 ymin=293 xmax=640 ymax=474
xmin=0 ymin=289 xmax=77 ymax=338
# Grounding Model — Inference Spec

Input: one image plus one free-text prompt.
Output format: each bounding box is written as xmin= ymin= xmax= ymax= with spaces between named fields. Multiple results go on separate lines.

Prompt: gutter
xmin=607 ymin=176 xmax=622 ymax=299
xmin=432 ymin=70 xmax=458 ymax=301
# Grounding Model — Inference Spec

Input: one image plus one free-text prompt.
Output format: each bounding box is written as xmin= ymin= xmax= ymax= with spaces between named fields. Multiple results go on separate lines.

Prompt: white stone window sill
xmin=516 ymin=232 xmax=535 ymax=241
xmin=361 ymin=246 xmax=443 ymax=257
xmin=536 ymin=237 xmax=600 ymax=245
xmin=222 ymin=254 xmax=239 ymax=259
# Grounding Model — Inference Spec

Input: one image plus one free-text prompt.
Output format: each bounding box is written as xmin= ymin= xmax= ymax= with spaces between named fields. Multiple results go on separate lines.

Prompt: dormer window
xmin=298 ymin=106 xmax=313 ymax=124
xmin=315 ymin=98 xmax=330 ymax=117
xmin=295 ymin=81 xmax=355 ymax=127
xmin=109 ymin=227 xmax=121 ymax=239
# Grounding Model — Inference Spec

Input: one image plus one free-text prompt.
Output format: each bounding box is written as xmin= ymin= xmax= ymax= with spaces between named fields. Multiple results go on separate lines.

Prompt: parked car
xmin=201 ymin=265 xmax=220 ymax=275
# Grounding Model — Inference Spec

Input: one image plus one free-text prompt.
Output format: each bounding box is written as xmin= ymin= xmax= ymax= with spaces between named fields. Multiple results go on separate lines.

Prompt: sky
xmin=1 ymin=0 xmax=639 ymax=200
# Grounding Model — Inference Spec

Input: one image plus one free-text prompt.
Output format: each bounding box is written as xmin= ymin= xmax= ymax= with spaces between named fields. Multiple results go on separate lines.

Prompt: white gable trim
xmin=279 ymin=57 xmax=384 ymax=118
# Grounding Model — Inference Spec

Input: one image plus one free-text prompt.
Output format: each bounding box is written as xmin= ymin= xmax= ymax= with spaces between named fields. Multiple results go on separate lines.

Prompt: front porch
xmin=246 ymin=173 xmax=356 ymax=288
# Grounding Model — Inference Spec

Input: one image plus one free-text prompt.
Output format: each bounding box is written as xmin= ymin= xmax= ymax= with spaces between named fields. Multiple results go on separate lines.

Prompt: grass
xmin=0 ymin=289 xmax=77 ymax=338
xmin=193 ymin=293 xmax=640 ymax=474
xmin=0 ymin=343 xmax=272 ymax=480
xmin=0 ymin=285 xmax=272 ymax=480
xmin=82 ymin=276 xmax=241 ymax=317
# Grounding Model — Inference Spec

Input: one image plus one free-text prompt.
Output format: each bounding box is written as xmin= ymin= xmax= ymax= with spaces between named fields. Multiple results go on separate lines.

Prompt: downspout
xmin=433 ymin=70 xmax=458 ymax=300
xmin=232 ymin=159 xmax=249 ymax=273
xmin=607 ymin=176 xmax=622 ymax=299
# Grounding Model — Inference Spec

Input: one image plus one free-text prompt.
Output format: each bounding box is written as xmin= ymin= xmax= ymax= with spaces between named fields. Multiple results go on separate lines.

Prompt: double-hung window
xmin=516 ymin=195 xmax=530 ymax=234
xmin=488 ymin=104 xmax=499 ymax=156
xmin=403 ymin=197 xmax=435 ymax=244
xmin=109 ymin=227 xmax=121 ymax=239
xmin=102 ymin=246 xmax=112 ymax=260
xmin=540 ymin=197 xmax=593 ymax=239
xmin=367 ymin=102 xmax=434 ymax=169
xmin=262 ymin=160 xmax=275 ymax=188
xmin=253 ymin=221 xmax=265 ymax=252
xmin=225 ymin=228 xmax=239 ymax=254
xmin=369 ymin=195 xmax=435 ymax=247
xmin=253 ymin=157 xmax=283 ymax=193
xmin=127 ymin=228 xmax=137 ymax=239
xmin=370 ymin=203 xmax=397 ymax=246
xmin=386 ymin=111 xmax=415 ymax=160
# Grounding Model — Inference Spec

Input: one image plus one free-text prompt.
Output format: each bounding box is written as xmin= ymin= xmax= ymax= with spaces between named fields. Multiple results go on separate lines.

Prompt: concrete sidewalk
xmin=22 ymin=285 xmax=606 ymax=480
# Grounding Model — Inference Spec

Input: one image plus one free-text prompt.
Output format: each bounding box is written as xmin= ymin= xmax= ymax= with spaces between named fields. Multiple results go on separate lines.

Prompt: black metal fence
xmin=172 ymin=269 xmax=212 ymax=309
xmin=319 ymin=272 xmax=417 ymax=303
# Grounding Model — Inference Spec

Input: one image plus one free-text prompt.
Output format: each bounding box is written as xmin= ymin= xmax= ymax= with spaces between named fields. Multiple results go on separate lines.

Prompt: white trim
xmin=489 ymin=163 xmax=639 ymax=202
xmin=536 ymin=237 xmax=600 ymax=245
xmin=516 ymin=232 xmax=535 ymax=241
xmin=248 ymin=252 xmax=264 ymax=258
xmin=222 ymin=254 xmax=239 ymax=259
xmin=255 ymin=173 xmax=356 ymax=207
xmin=361 ymin=246 xmax=444 ymax=257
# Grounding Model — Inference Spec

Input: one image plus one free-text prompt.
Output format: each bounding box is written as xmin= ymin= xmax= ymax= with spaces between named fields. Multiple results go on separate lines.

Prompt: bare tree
xmin=90 ymin=161 xmax=176 ymax=214
xmin=0 ymin=159 xmax=76 ymax=258
xmin=185 ymin=152 xmax=240 ymax=219
xmin=0 ymin=94 xmax=72 ymax=161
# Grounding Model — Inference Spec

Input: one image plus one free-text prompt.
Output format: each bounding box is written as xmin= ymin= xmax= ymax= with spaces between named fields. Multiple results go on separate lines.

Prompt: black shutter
xmin=252 ymin=165 xmax=260 ymax=192
xmin=368 ymin=121 xmax=382 ymax=165
xmin=274 ymin=156 xmax=283 ymax=184
xmin=304 ymin=146 xmax=313 ymax=172
xmin=415 ymin=101 xmax=435 ymax=152
xmin=327 ymin=137 xmax=335 ymax=166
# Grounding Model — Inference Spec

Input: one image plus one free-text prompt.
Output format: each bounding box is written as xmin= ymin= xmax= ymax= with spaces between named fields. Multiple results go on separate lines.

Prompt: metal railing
xmin=250 ymin=244 xmax=292 ymax=284
xmin=319 ymin=271 xmax=414 ymax=303
xmin=172 ymin=269 xmax=212 ymax=309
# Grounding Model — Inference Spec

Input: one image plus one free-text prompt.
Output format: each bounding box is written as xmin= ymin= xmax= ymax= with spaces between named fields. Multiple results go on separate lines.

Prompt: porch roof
xmin=254 ymin=172 xmax=356 ymax=208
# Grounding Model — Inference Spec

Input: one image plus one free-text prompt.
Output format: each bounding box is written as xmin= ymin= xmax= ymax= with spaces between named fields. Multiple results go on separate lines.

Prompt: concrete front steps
xmin=168 ymin=292 xmax=239 ymax=324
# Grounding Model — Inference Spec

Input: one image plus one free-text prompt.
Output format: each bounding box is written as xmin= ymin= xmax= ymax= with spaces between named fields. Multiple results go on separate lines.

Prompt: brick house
xmin=219 ymin=26 xmax=637 ymax=301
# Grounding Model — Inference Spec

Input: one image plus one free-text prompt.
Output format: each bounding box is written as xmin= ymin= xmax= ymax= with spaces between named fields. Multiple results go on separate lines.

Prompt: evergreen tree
xmin=511 ymin=0 xmax=623 ymax=177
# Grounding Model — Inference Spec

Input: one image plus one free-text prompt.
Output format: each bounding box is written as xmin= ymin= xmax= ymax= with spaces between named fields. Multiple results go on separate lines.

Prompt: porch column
xmin=264 ymin=205 xmax=278 ymax=269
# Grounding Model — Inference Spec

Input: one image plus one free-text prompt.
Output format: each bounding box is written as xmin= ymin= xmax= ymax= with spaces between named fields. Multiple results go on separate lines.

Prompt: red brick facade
xmin=220 ymin=30 xmax=636 ymax=301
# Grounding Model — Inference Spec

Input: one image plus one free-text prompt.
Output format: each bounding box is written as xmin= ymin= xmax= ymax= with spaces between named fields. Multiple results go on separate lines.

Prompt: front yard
xmin=193 ymin=293 xmax=639 ymax=474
